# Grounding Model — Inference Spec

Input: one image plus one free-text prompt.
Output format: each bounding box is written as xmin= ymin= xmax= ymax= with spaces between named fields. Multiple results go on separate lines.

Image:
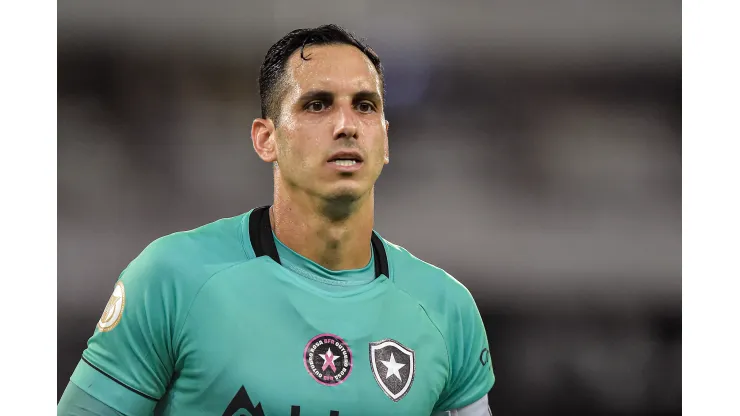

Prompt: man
xmin=58 ymin=24 xmax=495 ymax=415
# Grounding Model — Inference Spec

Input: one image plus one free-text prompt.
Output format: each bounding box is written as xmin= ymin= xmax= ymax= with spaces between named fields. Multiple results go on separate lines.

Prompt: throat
xmin=272 ymin=232 xmax=375 ymax=288
xmin=273 ymin=217 xmax=372 ymax=271
xmin=270 ymin=192 xmax=375 ymax=271
xmin=313 ymin=229 xmax=369 ymax=271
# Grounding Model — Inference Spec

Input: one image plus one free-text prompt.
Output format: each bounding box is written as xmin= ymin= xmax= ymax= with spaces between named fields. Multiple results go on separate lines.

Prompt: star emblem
xmin=380 ymin=353 xmax=406 ymax=381
xmin=319 ymin=347 xmax=339 ymax=372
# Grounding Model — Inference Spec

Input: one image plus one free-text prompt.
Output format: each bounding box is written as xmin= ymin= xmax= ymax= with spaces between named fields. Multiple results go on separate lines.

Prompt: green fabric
xmin=65 ymin=210 xmax=494 ymax=415
xmin=273 ymin=231 xmax=376 ymax=291
xmin=58 ymin=382 xmax=127 ymax=416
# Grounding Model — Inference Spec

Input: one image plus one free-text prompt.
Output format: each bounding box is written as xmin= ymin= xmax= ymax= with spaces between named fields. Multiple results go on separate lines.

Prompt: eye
xmin=356 ymin=101 xmax=376 ymax=114
xmin=306 ymin=101 xmax=327 ymax=112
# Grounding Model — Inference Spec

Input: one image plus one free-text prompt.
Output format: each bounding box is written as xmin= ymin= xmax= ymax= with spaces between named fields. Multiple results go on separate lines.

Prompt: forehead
xmin=283 ymin=44 xmax=382 ymax=96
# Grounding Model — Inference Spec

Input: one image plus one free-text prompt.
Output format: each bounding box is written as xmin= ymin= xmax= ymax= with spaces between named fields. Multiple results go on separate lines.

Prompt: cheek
xmin=365 ymin=127 xmax=388 ymax=157
xmin=279 ymin=129 xmax=321 ymax=167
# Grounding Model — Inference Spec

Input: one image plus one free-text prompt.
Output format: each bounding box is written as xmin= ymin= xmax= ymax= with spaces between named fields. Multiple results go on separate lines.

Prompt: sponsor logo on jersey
xmin=98 ymin=281 xmax=125 ymax=332
xmin=303 ymin=333 xmax=353 ymax=386
xmin=480 ymin=348 xmax=490 ymax=366
xmin=223 ymin=386 xmax=340 ymax=416
xmin=369 ymin=339 xmax=415 ymax=402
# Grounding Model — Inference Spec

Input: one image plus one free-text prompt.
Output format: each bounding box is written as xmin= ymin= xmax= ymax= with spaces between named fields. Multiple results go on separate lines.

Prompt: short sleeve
xmin=70 ymin=244 xmax=179 ymax=415
xmin=434 ymin=288 xmax=495 ymax=412
xmin=58 ymin=381 xmax=127 ymax=415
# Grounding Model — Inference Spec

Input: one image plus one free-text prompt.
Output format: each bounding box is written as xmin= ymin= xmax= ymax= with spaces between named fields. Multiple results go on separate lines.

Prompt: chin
xmin=322 ymin=181 xmax=370 ymax=201
xmin=318 ymin=190 xmax=364 ymax=221
xmin=324 ymin=188 xmax=362 ymax=202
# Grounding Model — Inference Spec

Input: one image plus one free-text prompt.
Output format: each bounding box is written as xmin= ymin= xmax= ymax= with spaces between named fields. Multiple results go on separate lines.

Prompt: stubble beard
xmin=277 ymin=164 xmax=368 ymax=222
xmin=320 ymin=191 xmax=362 ymax=222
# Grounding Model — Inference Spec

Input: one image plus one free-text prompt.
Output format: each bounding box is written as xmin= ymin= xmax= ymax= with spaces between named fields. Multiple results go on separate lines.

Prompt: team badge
xmin=369 ymin=339 xmax=415 ymax=402
xmin=98 ymin=281 xmax=125 ymax=332
xmin=303 ymin=333 xmax=353 ymax=386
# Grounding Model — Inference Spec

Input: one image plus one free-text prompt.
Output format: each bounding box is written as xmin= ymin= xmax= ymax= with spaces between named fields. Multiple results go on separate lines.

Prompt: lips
xmin=327 ymin=151 xmax=364 ymax=163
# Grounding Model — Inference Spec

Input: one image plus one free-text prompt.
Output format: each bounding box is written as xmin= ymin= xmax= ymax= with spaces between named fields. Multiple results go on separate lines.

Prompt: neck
xmin=270 ymin=183 xmax=375 ymax=271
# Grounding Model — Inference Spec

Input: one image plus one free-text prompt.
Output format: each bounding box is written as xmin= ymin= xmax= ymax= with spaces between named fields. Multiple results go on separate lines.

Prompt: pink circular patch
xmin=303 ymin=333 xmax=353 ymax=386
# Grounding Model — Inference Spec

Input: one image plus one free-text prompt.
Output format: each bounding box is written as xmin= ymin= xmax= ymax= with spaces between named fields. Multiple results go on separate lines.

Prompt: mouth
xmin=327 ymin=151 xmax=364 ymax=165
xmin=331 ymin=159 xmax=360 ymax=167
xmin=327 ymin=151 xmax=364 ymax=171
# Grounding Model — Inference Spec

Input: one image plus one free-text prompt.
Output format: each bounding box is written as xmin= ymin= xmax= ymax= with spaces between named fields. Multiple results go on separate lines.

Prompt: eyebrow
xmin=353 ymin=90 xmax=382 ymax=105
xmin=297 ymin=90 xmax=382 ymax=106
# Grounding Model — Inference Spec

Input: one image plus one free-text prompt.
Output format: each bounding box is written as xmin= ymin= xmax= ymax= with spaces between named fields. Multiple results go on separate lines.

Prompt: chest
xmin=159 ymin=268 xmax=449 ymax=416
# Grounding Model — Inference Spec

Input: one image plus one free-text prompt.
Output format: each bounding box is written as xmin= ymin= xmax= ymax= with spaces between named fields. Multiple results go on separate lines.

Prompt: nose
xmin=332 ymin=104 xmax=359 ymax=141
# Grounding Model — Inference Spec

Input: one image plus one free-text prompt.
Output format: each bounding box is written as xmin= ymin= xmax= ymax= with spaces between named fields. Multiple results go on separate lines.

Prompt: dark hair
xmin=258 ymin=24 xmax=385 ymax=123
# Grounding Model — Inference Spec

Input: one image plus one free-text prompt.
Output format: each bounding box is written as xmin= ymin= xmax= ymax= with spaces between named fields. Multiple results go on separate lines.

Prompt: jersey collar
xmin=248 ymin=205 xmax=389 ymax=279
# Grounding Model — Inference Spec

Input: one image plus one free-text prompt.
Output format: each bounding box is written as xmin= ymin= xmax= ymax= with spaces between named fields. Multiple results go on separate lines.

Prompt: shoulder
xmin=122 ymin=213 xmax=251 ymax=292
xmin=381 ymin=237 xmax=495 ymax=410
xmin=381 ymin=236 xmax=479 ymax=315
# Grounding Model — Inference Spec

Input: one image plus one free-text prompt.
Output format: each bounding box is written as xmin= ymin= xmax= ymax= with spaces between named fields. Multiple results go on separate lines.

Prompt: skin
xmin=251 ymin=43 xmax=390 ymax=271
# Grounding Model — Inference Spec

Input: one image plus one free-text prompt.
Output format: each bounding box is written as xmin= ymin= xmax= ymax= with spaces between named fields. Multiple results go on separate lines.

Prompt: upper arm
xmin=69 ymin=242 xmax=184 ymax=415
xmin=433 ymin=284 xmax=495 ymax=412
xmin=58 ymin=382 xmax=127 ymax=416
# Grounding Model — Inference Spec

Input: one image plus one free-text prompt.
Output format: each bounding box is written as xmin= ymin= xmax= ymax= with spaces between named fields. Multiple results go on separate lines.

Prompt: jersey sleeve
xmin=58 ymin=381 xmax=127 ymax=416
xmin=433 ymin=394 xmax=491 ymax=416
xmin=434 ymin=287 xmax=495 ymax=412
xmin=69 ymin=241 xmax=183 ymax=415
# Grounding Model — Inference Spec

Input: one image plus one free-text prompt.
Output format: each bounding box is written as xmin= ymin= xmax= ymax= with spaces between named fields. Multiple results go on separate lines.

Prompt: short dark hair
xmin=258 ymin=24 xmax=385 ymax=123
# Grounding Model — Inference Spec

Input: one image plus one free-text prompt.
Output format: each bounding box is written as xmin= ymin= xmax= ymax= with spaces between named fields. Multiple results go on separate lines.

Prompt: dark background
xmin=58 ymin=1 xmax=681 ymax=415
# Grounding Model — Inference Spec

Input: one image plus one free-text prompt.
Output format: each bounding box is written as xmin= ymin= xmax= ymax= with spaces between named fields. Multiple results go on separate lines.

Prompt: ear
xmin=252 ymin=117 xmax=277 ymax=163
xmin=383 ymin=120 xmax=390 ymax=164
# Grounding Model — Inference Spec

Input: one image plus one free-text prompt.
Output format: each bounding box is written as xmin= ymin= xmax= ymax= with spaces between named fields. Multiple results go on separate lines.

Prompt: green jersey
xmin=68 ymin=206 xmax=495 ymax=415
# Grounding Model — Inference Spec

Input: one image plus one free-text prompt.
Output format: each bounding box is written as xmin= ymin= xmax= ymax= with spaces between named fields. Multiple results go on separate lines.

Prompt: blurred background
xmin=57 ymin=1 xmax=681 ymax=415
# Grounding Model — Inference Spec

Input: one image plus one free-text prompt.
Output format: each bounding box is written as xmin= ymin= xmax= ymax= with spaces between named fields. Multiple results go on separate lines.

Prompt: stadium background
xmin=57 ymin=1 xmax=681 ymax=415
